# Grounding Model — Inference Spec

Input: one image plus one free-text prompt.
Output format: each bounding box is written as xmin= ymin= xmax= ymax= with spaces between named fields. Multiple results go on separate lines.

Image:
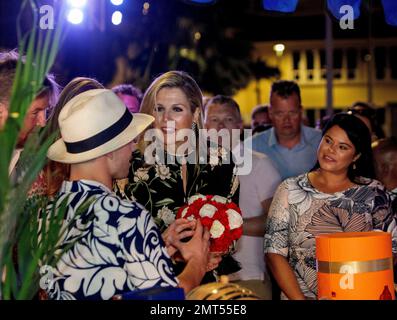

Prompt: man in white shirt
xmin=204 ymin=95 xmax=281 ymax=299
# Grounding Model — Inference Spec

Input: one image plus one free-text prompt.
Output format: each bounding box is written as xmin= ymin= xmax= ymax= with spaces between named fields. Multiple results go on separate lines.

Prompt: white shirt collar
xmin=8 ymin=148 xmax=23 ymax=176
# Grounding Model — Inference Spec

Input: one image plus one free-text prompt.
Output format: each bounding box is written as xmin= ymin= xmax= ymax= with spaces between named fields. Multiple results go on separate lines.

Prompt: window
xmin=333 ymin=49 xmax=343 ymax=79
xmin=320 ymin=49 xmax=327 ymax=79
xmin=293 ymin=51 xmax=300 ymax=70
xmin=374 ymin=46 xmax=386 ymax=80
xmin=293 ymin=51 xmax=300 ymax=81
xmin=306 ymin=50 xmax=314 ymax=80
xmin=346 ymin=48 xmax=357 ymax=79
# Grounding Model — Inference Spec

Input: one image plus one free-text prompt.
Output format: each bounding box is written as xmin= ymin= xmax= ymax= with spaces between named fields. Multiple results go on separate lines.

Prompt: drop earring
xmin=191 ymin=121 xmax=198 ymax=137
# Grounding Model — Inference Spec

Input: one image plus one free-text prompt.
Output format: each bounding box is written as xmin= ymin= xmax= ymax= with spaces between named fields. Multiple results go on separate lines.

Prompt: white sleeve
xmin=255 ymin=156 xmax=282 ymax=202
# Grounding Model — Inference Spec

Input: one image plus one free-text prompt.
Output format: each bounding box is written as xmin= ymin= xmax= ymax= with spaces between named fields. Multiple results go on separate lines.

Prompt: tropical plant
xmin=0 ymin=0 xmax=65 ymax=299
xmin=107 ymin=0 xmax=279 ymax=95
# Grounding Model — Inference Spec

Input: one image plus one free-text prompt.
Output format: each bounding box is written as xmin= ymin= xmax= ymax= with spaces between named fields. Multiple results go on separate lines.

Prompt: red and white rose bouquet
xmin=176 ymin=194 xmax=243 ymax=252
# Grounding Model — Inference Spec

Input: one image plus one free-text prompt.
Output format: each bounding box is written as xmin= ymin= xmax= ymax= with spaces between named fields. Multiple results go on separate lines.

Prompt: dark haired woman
xmin=264 ymin=113 xmax=395 ymax=300
xmin=348 ymin=101 xmax=385 ymax=142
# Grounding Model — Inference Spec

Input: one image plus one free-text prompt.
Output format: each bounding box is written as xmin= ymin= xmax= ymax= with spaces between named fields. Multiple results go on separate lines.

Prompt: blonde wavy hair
xmin=138 ymin=70 xmax=204 ymax=152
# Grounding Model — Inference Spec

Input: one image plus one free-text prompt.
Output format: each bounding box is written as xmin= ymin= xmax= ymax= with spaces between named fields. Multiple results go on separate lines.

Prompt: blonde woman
xmin=116 ymin=71 xmax=240 ymax=279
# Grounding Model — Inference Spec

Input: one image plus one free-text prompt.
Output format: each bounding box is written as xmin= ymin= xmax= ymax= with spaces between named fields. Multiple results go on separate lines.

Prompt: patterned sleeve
xmin=117 ymin=200 xmax=179 ymax=290
xmin=381 ymin=191 xmax=397 ymax=255
xmin=371 ymin=185 xmax=393 ymax=229
xmin=386 ymin=216 xmax=397 ymax=255
xmin=370 ymin=186 xmax=397 ymax=254
xmin=264 ymin=180 xmax=291 ymax=257
xmin=390 ymin=196 xmax=397 ymax=255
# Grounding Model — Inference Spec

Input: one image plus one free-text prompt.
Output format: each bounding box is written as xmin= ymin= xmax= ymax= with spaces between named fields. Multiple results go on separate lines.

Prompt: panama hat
xmin=47 ymin=89 xmax=154 ymax=164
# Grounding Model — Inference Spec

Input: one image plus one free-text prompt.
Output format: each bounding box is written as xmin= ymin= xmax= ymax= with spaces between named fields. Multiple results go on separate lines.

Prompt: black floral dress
xmin=114 ymin=143 xmax=241 ymax=278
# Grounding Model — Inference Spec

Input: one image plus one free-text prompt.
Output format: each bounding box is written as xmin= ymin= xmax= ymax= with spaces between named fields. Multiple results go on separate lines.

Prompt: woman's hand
xmin=175 ymin=220 xmax=211 ymax=293
xmin=162 ymin=219 xmax=196 ymax=258
xmin=174 ymin=219 xmax=210 ymax=265
xmin=206 ymin=252 xmax=222 ymax=272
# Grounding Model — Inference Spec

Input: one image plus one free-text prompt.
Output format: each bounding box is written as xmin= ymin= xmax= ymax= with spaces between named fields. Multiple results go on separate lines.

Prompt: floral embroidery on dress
xmin=133 ymin=168 xmax=150 ymax=183
xmin=114 ymin=144 xmax=241 ymax=277
xmin=155 ymin=164 xmax=171 ymax=180
xmin=116 ymin=147 xmax=239 ymax=233
xmin=156 ymin=206 xmax=175 ymax=227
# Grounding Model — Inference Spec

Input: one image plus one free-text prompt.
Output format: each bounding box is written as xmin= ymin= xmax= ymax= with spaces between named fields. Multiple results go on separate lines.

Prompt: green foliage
xmin=0 ymin=0 xmax=65 ymax=299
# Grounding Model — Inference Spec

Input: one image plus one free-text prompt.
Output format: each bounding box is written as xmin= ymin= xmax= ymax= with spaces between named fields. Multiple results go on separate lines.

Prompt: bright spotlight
xmin=111 ymin=0 xmax=124 ymax=5
xmin=112 ymin=11 xmax=123 ymax=25
xmin=273 ymin=43 xmax=285 ymax=56
xmin=67 ymin=8 xmax=84 ymax=24
xmin=67 ymin=0 xmax=87 ymax=8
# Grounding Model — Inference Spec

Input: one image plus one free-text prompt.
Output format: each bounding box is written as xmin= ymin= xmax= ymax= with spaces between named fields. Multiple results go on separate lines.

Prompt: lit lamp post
xmin=273 ymin=43 xmax=285 ymax=72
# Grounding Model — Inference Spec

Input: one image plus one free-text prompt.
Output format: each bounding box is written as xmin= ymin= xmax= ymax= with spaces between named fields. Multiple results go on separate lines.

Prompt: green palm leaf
xmin=0 ymin=1 xmax=67 ymax=300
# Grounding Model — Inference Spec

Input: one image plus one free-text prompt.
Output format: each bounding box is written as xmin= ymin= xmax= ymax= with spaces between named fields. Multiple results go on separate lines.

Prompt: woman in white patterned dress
xmin=264 ymin=113 xmax=396 ymax=300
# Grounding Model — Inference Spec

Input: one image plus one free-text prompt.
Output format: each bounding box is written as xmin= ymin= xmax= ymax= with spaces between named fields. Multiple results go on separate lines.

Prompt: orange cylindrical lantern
xmin=316 ymin=231 xmax=395 ymax=300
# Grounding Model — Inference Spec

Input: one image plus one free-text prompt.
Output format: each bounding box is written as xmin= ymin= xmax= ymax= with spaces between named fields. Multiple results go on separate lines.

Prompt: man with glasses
xmin=250 ymin=80 xmax=321 ymax=180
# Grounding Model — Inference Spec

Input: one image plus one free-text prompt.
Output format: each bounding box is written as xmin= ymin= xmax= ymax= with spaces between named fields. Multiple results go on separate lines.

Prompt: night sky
xmin=1 ymin=0 xmax=397 ymax=89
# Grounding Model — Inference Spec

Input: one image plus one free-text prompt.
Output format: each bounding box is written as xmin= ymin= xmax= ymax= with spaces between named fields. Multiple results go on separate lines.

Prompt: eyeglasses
xmin=207 ymin=117 xmax=239 ymax=125
xmin=270 ymin=110 xmax=301 ymax=119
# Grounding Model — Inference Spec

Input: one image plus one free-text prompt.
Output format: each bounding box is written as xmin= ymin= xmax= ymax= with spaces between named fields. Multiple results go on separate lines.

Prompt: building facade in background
xmin=235 ymin=38 xmax=397 ymax=136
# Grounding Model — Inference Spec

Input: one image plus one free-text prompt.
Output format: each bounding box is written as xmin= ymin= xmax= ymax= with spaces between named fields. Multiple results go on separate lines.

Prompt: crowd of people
xmin=1 ymin=49 xmax=396 ymax=300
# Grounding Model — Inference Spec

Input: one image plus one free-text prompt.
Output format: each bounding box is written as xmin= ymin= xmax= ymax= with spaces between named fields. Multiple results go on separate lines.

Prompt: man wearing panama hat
xmin=42 ymin=89 xmax=209 ymax=300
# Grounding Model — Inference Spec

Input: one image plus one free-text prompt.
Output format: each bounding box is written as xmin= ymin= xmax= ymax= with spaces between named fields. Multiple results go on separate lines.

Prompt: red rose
xmin=175 ymin=194 xmax=243 ymax=253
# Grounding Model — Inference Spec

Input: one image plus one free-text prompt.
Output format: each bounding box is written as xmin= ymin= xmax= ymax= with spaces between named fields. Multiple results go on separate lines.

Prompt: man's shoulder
xmin=302 ymin=126 xmax=322 ymax=143
xmin=251 ymin=150 xmax=276 ymax=168
xmin=250 ymin=129 xmax=273 ymax=150
xmin=94 ymin=192 xmax=149 ymax=217
xmin=251 ymin=129 xmax=272 ymax=141
xmin=279 ymin=173 xmax=305 ymax=189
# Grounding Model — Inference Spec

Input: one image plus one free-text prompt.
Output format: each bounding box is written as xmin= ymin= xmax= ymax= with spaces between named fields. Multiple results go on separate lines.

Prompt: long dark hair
xmin=312 ymin=112 xmax=375 ymax=182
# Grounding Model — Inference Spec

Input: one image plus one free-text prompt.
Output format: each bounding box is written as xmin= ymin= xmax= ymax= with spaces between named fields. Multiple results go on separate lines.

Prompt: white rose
xmin=226 ymin=209 xmax=243 ymax=229
xmin=155 ymin=164 xmax=171 ymax=180
xmin=219 ymin=147 xmax=228 ymax=161
xmin=209 ymin=147 xmax=219 ymax=166
xmin=210 ymin=220 xmax=225 ymax=239
xmin=188 ymin=194 xmax=206 ymax=205
xmin=199 ymin=204 xmax=217 ymax=218
xmin=157 ymin=206 xmax=175 ymax=226
xmin=133 ymin=168 xmax=149 ymax=182
xmin=209 ymin=155 xmax=219 ymax=166
xmin=180 ymin=207 xmax=189 ymax=218
xmin=211 ymin=195 xmax=228 ymax=204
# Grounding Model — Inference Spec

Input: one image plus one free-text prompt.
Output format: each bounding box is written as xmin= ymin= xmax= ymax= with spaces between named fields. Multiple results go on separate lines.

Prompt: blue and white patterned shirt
xmin=41 ymin=180 xmax=178 ymax=300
